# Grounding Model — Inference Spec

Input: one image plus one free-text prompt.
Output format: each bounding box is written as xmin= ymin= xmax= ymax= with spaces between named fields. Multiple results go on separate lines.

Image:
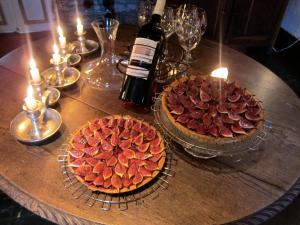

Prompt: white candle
xmin=211 ymin=67 xmax=228 ymax=80
xmin=57 ymin=25 xmax=66 ymax=48
xmin=29 ymin=58 xmax=41 ymax=83
xmin=25 ymin=85 xmax=37 ymax=111
xmin=52 ymin=44 xmax=61 ymax=65
xmin=76 ymin=18 xmax=83 ymax=36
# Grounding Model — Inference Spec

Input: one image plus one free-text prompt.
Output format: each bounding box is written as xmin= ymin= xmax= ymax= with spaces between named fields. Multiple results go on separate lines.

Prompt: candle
xmin=52 ymin=44 xmax=61 ymax=65
xmin=211 ymin=67 xmax=228 ymax=80
xmin=29 ymin=58 xmax=41 ymax=83
xmin=76 ymin=18 xmax=83 ymax=36
xmin=57 ymin=25 xmax=66 ymax=48
xmin=25 ymin=85 xmax=37 ymax=111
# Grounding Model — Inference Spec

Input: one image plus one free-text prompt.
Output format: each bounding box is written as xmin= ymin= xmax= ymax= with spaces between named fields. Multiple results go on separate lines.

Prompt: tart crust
xmin=161 ymin=75 xmax=264 ymax=145
xmin=68 ymin=115 xmax=166 ymax=194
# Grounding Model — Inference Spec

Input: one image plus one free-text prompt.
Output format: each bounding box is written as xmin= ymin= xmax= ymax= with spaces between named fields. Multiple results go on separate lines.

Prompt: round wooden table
xmin=1 ymin=26 xmax=300 ymax=225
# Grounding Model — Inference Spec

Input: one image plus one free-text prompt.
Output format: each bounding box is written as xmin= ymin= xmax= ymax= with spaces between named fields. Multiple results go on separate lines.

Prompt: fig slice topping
xmin=86 ymin=157 xmax=98 ymax=166
xmin=177 ymin=114 xmax=190 ymax=124
xmin=150 ymin=137 xmax=161 ymax=147
xmin=75 ymin=164 xmax=92 ymax=177
xmin=132 ymin=172 xmax=143 ymax=185
xmin=149 ymin=153 xmax=163 ymax=162
xmin=219 ymin=126 xmax=233 ymax=138
xmin=115 ymin=163 xmax=127 ymax=177
xmin=94 ymin=150 xmax=113 ymax=160
xmin=239 ymin=118 xmax=255 ymax=129
xmin=231 ymin=125 xmax=247 ymax=135
xmin=203 ymin=113 xmax=212 ymax=127
xmin=124 ymin=118 xmax=134 ymax=130
xmin=86 ymin=136 xmax=100 ymax=147
xmin=103 ymin=179 xmax=112 ymax=188
xmin=118 ymin=153 xmax=129 ymax=167
xmin=132 ymin=121 xmax=142 ymax=131
xmin=69 ymin=150 xmax=85 ymax=159
xmin=228 ymin=111 xmax=242 ymax=121
xmin=119 ymin=129 xmax=131 ymax=140
xmin=93 ymin=162 xmax=105 ymax=173
xmin=137 ymin=142 xmax=150 ymax=153
xmin=103 ymin=166 xmax=113 ymax=180
xmin=110 ymin=132 xmax=120 ymax=147
xmin=145 ymin=128 xmax=156 ymax=141
xmin=100 ymin=139 xmax=114 ymax=151
xmin=111 ymin=174 xmax=123 ymax=189
xmin=133 ymin=133 xmax=144 ymax=146
xmin=122 ymin=174 xmax=132 ymax=188
xmin=85 ymin=173 xmax=97 ymax=182
xmin=245 ymin=111 xmax=261 ymax=121
xmin=170 ymin=105 xmax=184 ymax=115
xmin=127 ymin=162 xmax=137 ymax=179
xmin=228 ymin=93 xmax=241 ymax=102
xmin=195 ymin=101 xmax=209 ymax=110
xmin=71 ymin=142 xmax=85 ymax=151
xmin=123 ymin=149 xmax=136 ymax=159
xmin=135 ymin=152 xmax=152 ymax=160
xmin=208 ymin=124 xmax=219 ymax=137
xmin=83 ymin=146 xmax=99 ymax=156
xmin=93 ymin=175 xmax=104 ymax=186
xmin=222 ymin=114 xmax=235 ymax=124
xmin=106 ymin=155 xmax=118 ymax=166
xmin=69 ymin=158 xmax=85 ymax=167
xmin=145 ymin=161 xmax=159 ymax=171
xmin=119 ymin=139 xmax=132 ymax=150
xmin=200 ymin=89 xmax=211 ymax=102
xmin=216 ymin=104 xmax=228 ymax=114
xmin=138 ymin=166 xmax=152 ymax=177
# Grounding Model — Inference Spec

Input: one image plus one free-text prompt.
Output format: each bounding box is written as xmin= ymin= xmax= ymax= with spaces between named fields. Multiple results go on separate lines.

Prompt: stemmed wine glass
xmin=175 ymin=5 xmax=207 ymax=64
xmin=161 ymin=6 xmax=175 ymax=59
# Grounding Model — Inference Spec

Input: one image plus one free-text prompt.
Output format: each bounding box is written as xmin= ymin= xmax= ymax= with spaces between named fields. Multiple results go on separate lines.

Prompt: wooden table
xmin=1 ymin=26 xmax=300 ymax=225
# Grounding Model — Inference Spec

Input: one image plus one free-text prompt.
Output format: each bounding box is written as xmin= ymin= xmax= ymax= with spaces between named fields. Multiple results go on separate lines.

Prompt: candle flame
xmin=211 ymin=67 xmax=228 ymax=80
xmin=57 ymin=25 xmax=63 ymax=37
xmin=29 ymin=58 xmax=36 ymax=69
xmin=53 ymin=44 xmax=59 ymax=54
xmin=76 ymin=17 xmax=81 ymax=26
xmin=27 ymin=85 xmax=34 ymax=98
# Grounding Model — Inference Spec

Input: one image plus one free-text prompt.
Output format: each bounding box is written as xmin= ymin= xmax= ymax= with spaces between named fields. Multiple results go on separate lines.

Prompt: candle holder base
xmin=66 ymin=54 xmax=81 ymax=66
xmin=10 ymin=108 xmax=62 ymax=143
xmin=45 ymin=87 xmax=60 ymax=106
xmin=41 ymin=67 xmax=80 ymax=88
xmin=70 ymin=40 xmax=99 ymax=56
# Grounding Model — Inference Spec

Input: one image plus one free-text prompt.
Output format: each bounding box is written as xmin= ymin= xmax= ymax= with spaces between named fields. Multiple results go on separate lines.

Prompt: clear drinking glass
xmin=82 ymin=17 xmax=123 ymax=90
xmin=137 ymin=0 xmax=153 ymax=27
xmin=161 ymin=6 xmax=175 ymax=59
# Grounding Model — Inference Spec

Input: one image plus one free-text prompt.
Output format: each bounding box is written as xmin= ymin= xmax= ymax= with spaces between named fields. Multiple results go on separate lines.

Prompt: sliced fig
xmin=127 ymin=162 xmax=137 ymax=179
xmin=137 ymin=142 xmax=150 ymax=152
xmin=135 ymin=152 xmax=152 ymax=160
xmin=195 ymin=101 xmax=209 ymax=110
xmin=187 ymin=119 xmax=200 ymax=130
xmin=133 ymin=133 xmax=144 ymax=146
xmin=111 ymin=174 xmax=123 ymax=189
xmin=189 ymin=95 xmax=199 ymax=105
xmin=119 ymin=129 xmax=131 ymax=140
xmin=213 ymin=116 xmax=223 ymax=127
xmin=117 ymin=117 xmax=125 ymax=127
xmin=245 ymin=111 xmax=261 ymax=121
xmin=93 ymin=175 xmax=104 ymax=186
xmin=82 ymin=127 xmax=93 ymax=138
xmin=103 ymin=166 xmax=113 ymax=180
xmin=145 ymin=128 xmax=156 ymax=141
xmin=101 ymin=139 xmax=114 ymax=151
xmin=231 ymin=125 xmax=247 ymax=135
xmin=85 ymin=173 xmax=97 ymax=182
xmin=71 ymin=142 xmax=85 ymax=151
xmin=189 ymin=110 xmax=204 ymax=119
xmin=94 ymin=150 xmax=113 ymax=160
xmin=118 ymin=153 xmax=129 ymax=167
xmin=101 ymin=127 xmax=112 ymax=139
xmin=73 ymin=135 xmax=87 ymax=145
xmin=138 ymin=166 xmax=152 ymax=177
xmin=170 ymin=105 xmax=184 ymax=115
xmin=150 ymin=137 xmax=161 ymax=147
xmin=140 ymin=124 xmax=150 ymax=134
xmin=98 ymin=118 xmax=108 ymax=129
xmin=145 ymin=161 xmax=159 ymax=171
xmin=132 ymin=121 xmax=142 ymax=131
xmin=134 ymin=159 xmax=147 ymax=167
xmin=173 ymin=84 xmax=186 ymax=95
xmin=86 ymin=136 xmax=100 ymax=147
xmin=108 ymin=118 xmax=118 ymax=128
xmin=69 ymin=149 xmax=85 ymax=159
xmin=247 ymin=106 xmax=261 ymax=116
xmin=200 ymin=88 xmax=211 ymax=102
xmin=130 ymin=129 xmax=140 ymax=138
xmin=208 ymin=105 xmax=217 ymax=117
xmin=167 ymin=92 xmax=179 ymax=105
xmin=222 ymin=114 xmax=235 ymax=124
xmin=246 ymin=98 xmax=258 ymax=107
xmin=83 ymin=146 xmax=99 ymax=156
xmin=123 ymin=149 xmax=136 ymax=159
xmin=122 ymin=174 xmax=132 ymax=188
xmin=216 ymin=104 xmax=228 ymax=114
xmin=69 ymin=158 xmax=85 ymax=167
xmin=132 ymin=172 xmax=143 ymax=185
xmin=228 ymin=111 xmax=242 ymax=121
xmin=208 ymin=124 xmax=219 ymax=137
xmin=75 ymin=164 xmax=92 ymax=177
xmin=228 ymin=93 xmax=241 ymax=102
xmin=110 ymin=132 xmax=120 ymax=146
xmin=239 ymin=118 xmax=255 ymax=129
xmin=195 ymin=124 xmax=206 ymax=135
xmin=106 ymin=155 xmax=118 ymax=166
xmin=124 ymin=118 xmax=134 ymax=130
xmin=235 ymin=107 xmax=247 ymax=114
xmin=93 ymin=162 xmax=105 ymax=173
xmin=89 ymin=121 xmax=100 ymax=132
xmin=115 ymin=163 xmax=127 ymax=177
xmin=179 ymin=95 xmax=193 ymax=109
xmin=219 ymin=126 xmax=233 ymax=138
xmin=119 ymin=139 xmax=132 ymax=150
xmin=203 ymin=113 xmax=212 ymax=127
xmin=103 ymin=179 xmax=111 ymax=188
xmin=149 ymin=153 xmax=163 ymax=162
xmin=85 ymin=157 xmax=98 ymax=166
xmin=177 ymin=114 xmax=190 ymax=124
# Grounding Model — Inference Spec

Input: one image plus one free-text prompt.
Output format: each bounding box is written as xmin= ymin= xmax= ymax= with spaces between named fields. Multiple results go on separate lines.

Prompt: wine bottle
xmin=119 ymin=0 xmax=166 ymax=108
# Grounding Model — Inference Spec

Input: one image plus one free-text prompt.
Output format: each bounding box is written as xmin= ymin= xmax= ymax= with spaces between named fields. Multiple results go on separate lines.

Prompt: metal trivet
xmin=57 ymin=134 xmax=176 ymax=211
xmin=152 ymin=94 xmax=272 ymax=159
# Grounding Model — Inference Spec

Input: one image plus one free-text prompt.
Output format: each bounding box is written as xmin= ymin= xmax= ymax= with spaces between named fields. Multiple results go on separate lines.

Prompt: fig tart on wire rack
xmin=161 ymin=75 xmax=264 ymax=145
xmin=67 ymin=115 xmax=166 ymax=194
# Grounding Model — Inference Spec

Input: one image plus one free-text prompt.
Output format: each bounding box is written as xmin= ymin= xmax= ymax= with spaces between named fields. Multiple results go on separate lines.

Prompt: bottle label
xmin=130 ymin=38 xmax=158 ymax=64
xmin=126 ymin=65 xmax=149 ymax=79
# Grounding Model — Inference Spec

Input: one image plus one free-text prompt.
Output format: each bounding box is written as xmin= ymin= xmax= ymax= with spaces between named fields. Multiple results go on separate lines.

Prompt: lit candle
xmin=57 ymin=25 xmax=66 ymax=49
xmin=29 ymin=58 xmax=41 ymax=83
xmin=52 ymin=44 xmax=61 ymax=65
xmin=76 ymin=18 xmax=83 ymax=36
xmin=211 ymin=67 xmax=228 ymax=80
xmin=25 ymin=85 xmax=37 ymax=111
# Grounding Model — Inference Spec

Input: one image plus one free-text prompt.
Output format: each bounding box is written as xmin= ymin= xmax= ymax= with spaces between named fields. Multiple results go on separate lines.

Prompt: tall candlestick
xmin=52 ymin=44 xmax=61 ymax=65
xmin=29 ymin=58 xmax=41 ymax=83
xmin=57 ymin=25 xmax=66 ymax=49
xmin=76 ymin=18 xmax=83 ymax=36
xmin=25 ymin=85 xmax=37 ymax=111
xmin=211 ymin=67 xmax=228 ymax=80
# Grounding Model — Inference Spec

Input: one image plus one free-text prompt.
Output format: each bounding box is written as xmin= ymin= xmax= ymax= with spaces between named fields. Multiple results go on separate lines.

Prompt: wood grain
xmin=0 ymin=25 xmax=300 ymax=225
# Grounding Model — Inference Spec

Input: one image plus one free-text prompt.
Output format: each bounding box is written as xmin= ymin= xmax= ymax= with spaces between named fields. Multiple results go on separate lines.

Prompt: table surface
xmin=0 ymin=26 xmax=300 ymax=225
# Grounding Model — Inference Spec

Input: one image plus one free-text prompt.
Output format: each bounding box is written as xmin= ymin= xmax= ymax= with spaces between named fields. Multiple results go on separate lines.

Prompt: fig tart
xmin=161 ymin=75 xmax=264 ymax=145
xmin=68 ymin=115 xmax=166 ymax=194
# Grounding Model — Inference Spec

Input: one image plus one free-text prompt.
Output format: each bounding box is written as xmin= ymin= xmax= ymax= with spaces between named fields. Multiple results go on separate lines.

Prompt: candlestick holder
xmin=10 ymin=101 xmax=62 ymax=143
xmin=70 ymin=31 xmax=99 ymax=56
xmin=41 ymin=57 xmax=80 ymax=89
xmin=30 ymin=80 xmax=60 ymax=107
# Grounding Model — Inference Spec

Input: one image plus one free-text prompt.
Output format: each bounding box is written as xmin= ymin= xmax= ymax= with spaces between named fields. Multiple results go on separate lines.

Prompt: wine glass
xmin=137 ymin=0 xmax=153 ymax=27
xmin=161 ymin=6 xmax=176 ymax=60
